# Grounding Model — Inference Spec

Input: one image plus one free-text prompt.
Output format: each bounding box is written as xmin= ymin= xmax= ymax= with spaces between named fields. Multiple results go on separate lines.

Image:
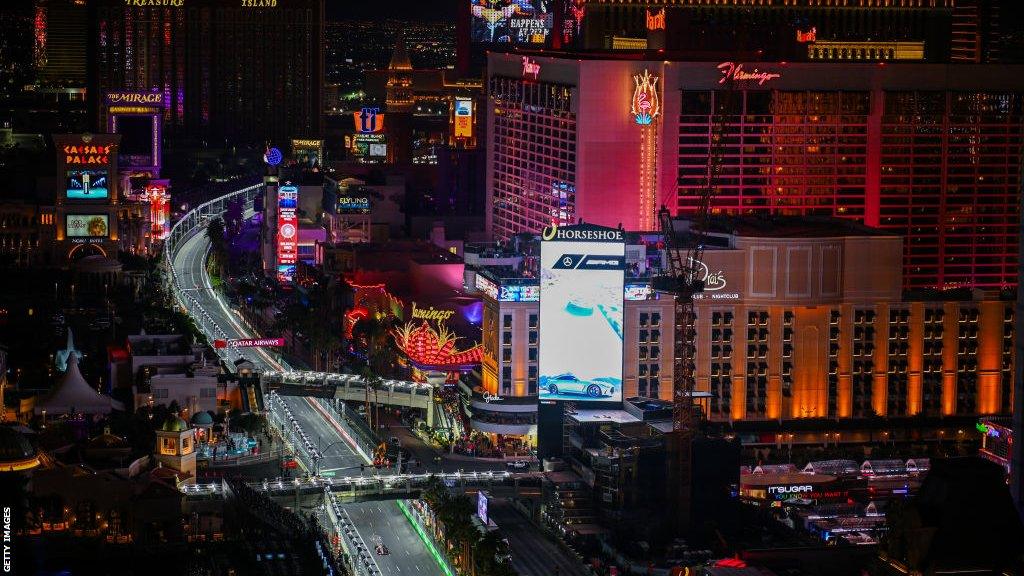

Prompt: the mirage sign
xmin=539 ymin=224 xmax=624 ymax=403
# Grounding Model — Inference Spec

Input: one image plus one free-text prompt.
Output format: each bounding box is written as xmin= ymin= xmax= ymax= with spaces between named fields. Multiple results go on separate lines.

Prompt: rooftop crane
xmin=653 ymin=84 xmax=734 ymax=532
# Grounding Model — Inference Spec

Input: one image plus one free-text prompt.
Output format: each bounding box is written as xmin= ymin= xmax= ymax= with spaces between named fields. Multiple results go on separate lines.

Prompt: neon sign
xmin=264 ymin=146 xmax=283 ymax=166
xmin=63 ymin=144 xmax=112 ymax=165
xmin=411 ymin=303 xmax=456 ymax=323
xmin=689 ymin=257 xmax=726 ymax=291
xmin=718 ymin=62 xmax=781 ymax=86
xmin=631 ymin=70 xmax=660 ymax=125
xmin=355 ymin=108 xmax=384 ymax=133
xmin=796 ymin=27 xmax=817 ymax=43
xmin=106 ymin=92 xmax=163 ymax=105
xmin=521 ymin=57 xmax=540 ymax=80
xmin=645 ymin=8 xmax=665 ymax=31
xmin=124 ymin=0 xmax=183 ymax=6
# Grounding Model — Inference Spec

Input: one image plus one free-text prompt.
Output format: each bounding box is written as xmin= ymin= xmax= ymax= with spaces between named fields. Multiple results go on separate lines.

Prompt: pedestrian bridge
xmin=263 ymin=371 xmax=436 ymax=412
xmin=182 ymin=470 xmax=541 ymax=502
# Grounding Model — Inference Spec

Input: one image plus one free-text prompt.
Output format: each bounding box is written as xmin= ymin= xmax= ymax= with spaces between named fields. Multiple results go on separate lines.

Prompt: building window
xmin=529 ymin=314 xmax=538 ymax=328
xmin=529 ymin=330 xmax=538 ymax=344
xmin=502 ymin=348 xmax=512 ymax=362
xmin=502 ymin=366 xmax=512 ymax=395
xmin=503 ymin=314 xmax=512 ymax=329
xmin=503 ymin=332 xmax=512 ymax=345
xmin=528 ymin=347 xmax=538 ymax=362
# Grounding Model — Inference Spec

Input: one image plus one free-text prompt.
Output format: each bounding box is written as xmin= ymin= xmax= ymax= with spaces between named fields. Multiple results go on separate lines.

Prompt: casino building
xmin=485 ymin=53 xmax=1024 ymax=290
xmin=470 ymin=216 xmax=1014 ymax=435
xmin=89 ymin=0 xmax=323 ymax=145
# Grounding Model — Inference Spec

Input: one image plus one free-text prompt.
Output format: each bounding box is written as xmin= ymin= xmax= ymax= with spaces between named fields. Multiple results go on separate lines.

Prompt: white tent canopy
xmin=35 ymin=355 xmax=119 ymax=415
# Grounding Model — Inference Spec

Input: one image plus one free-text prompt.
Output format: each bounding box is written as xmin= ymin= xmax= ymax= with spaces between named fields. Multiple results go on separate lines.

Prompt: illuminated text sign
xmin=645 ymin=8 xmax=665 ymax=31
xmin=542 ymin=223 xmax=624 ymax=242
xmin=214 ymin=338 xmax=285 ymax=349
xmin=125 ymin=0 xmax=184 ymax=5
xmin=411 ymin=303 xmax=455 ymax=323
xmin=521 ymin=57 xmax=540 ymax=80
xmin=291 ymin=139 xmax=323 ymax=149
xmin=718 ymin=62 xmax=781 ymax=86
xmin=355 ymin=108 xmax=384 ymax=133
xmin=796 ymin=27 xmax=817 ymax=43
xmin=63 ymin=145 xmax=113 ymax=166
xmin=106 ymin=92 xmax=163 ymax=105
xmin=474 ymin=275 xmax=499 ymax=300
xmin=767 ymin=485 xmax=813 ymax=495
xmin=689 ymin=257 xmax=726 ymax=291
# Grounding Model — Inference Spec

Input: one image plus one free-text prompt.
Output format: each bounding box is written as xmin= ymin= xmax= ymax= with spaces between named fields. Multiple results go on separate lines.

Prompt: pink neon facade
xmin=486 ymin=54 xmax=1024 ymax=289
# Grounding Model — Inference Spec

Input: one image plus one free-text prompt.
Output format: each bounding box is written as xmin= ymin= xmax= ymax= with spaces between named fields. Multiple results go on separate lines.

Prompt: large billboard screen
xmin=277 ymin=185 xmax=298 ymax=268
xmin=471 ymin=0 xmax=551 ymax=44
xmin=539 ymin=224 xmax=624 ymax=403
xmin=66 ymin=169 xmax=110 ymax=199
xmin=453 ymin=98 xmax=474 ymax=139
xmin=66 ymin=214 xmax=109 ymax=238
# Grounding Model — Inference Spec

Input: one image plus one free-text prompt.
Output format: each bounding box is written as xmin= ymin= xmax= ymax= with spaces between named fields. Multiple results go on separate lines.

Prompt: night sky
xmin=327 ymin=0 xmax=458 ymax=22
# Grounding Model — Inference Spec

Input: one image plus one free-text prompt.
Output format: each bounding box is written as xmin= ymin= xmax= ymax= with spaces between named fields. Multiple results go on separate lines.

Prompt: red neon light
xmin=392 ymin=321 xmax=482 ymax=370
xmin=645 ymin=8 xmax=665 ymax=31
xmin=717 ymin=61 xmax=781 ymax=85
xmin=796 ymin=27 xmax=816 ymax=43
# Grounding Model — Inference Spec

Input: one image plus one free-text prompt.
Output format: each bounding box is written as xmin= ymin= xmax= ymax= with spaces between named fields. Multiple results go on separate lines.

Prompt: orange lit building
xmin=470 ymin=217 xmax=1014 ymax=434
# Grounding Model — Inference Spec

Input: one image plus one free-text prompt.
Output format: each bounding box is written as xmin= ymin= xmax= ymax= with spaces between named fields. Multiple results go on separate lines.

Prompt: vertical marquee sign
xmin=631 ymin=69 xmax=661 ymax=230
xmin=276 ymin=184 xmax=298 ymax=282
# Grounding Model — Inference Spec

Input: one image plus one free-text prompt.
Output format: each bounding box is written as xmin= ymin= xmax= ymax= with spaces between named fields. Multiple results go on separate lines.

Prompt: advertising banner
xmin=66 ymin=170 xmax=110 ymax=199
xmin=277 ymin=185 xmax=298 ymax=271
xmin=66 ymin=214 xmax=109 ymax=238
xmin=453 ymin=98 xmax=474 ymax=138
xmin=471 ymin=0 xmax=551 ymax=44
xmin=539 ymin=224 xmax=624 ymax=403
xmin=213 ymin=338 xmax=286 ymax=349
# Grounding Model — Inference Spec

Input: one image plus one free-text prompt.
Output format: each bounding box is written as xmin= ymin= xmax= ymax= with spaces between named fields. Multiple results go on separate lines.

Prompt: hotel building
xmin=485 ymin=54 xmax=1024 ymax=290
xmin=89 ymin=0 xmax=323 ymax=145
xmin=469 ymin=218 xmax=1014 ymax=441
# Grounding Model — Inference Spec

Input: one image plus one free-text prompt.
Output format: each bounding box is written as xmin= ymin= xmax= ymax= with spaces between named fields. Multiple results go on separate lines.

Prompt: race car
xmin=539 ymin=373 xmax=616 ymax=397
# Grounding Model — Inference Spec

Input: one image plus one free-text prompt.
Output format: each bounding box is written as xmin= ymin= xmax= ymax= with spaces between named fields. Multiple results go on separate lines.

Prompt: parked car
xmin=539 ymin=373 xmax=616 ymax=397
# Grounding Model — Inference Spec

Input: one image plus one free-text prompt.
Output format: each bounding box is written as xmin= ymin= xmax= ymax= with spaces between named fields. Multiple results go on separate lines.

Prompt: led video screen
xmin=471 ymin=0 xmax=551 ymax=44
xmin=66 ymin=214 xmax=109 ymax=238
xmin=539 ymin=224 xmax=625 ymax=403
xmin=66 ymin=170 xmax=109 ymax=199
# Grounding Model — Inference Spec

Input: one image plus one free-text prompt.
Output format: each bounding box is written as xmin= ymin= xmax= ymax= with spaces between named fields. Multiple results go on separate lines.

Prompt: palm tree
xmin=205 ymin=217 xmax=228 ymax=281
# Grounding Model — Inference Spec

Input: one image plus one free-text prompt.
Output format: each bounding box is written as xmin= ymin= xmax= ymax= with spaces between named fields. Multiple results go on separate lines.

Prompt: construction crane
xmin=653 ymin=84 xmax=734 ymax=533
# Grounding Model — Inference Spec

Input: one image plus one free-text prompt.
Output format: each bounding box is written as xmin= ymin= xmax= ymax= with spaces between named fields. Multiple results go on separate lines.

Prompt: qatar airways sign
xmin=718 ymin=62 xmax=781 ymax=86
xmin=214 ymin=338 xmax=285 ymax=349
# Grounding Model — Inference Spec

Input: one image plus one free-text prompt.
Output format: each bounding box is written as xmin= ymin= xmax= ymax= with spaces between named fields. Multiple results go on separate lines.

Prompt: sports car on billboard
xmin=539 ymin=373 xmax=617 ymax=398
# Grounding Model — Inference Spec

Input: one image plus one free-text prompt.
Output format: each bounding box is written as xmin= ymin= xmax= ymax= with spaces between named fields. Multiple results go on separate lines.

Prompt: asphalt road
xmin=172 ymin=230 xmax=444 ymax=576
xmin=487 ymin=499 xmax=588 ymax=576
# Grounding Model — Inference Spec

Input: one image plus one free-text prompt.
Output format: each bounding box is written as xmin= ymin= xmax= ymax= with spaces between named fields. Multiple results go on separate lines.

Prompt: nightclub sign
xmin=63 ymin=144 xmax=113 ymax=165
xmin=717 ymin=62 xmax=782 ymax=85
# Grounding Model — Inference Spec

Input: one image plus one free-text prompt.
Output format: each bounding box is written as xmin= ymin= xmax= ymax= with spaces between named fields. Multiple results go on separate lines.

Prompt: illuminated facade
xmin=578 ymin=0 xmax=1006 ymax=64
xmin=90 ymin=0 xmax=323 ymax=144
xmin=53 ymin=133 xmax=122 ymax=262
xmin=684 ymin=217 xmax=1014 ymax=423
xmin=471 ymin=217 xmax=1015 ymax=426
xmin=486 ymin=54 xmax=1024 ymax=290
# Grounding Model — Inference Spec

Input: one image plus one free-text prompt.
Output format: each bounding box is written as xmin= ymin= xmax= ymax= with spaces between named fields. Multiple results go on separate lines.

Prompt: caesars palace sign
xmin=64 ymin=145 xmax=113 ymax=165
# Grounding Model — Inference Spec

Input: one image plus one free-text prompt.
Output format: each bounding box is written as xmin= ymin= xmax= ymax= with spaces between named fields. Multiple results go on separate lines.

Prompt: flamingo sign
xmin=631 ymin=70 xmax=660 ymax=125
